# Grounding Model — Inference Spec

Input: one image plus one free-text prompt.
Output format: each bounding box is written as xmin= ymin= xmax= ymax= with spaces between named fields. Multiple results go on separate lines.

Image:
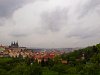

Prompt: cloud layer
xmin=0 ymin=0 xmax=100 ymax=48
xmin=0 ymin=0 xmax=34 ymax=18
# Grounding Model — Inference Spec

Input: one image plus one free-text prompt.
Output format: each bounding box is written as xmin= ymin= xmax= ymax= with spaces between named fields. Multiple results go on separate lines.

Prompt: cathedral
xmin=9 ymin=41 xmax=19 ymax=48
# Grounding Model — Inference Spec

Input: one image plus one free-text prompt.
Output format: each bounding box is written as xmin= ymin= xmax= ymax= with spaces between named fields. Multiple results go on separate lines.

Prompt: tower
xmin=10 ymin=41 xmax=19 ymax=48
xmin=16 ymin=41 xmax=19 ymax=48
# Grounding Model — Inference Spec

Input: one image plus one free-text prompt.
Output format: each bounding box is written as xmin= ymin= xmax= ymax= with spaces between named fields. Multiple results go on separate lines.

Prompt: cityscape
xmin=0 ymin=41 xmax=100 ymax=75
xmin=0 ymin=41 xmax=80 ymax=63
xmin=0 ymin=0 xmax=100 ymax=75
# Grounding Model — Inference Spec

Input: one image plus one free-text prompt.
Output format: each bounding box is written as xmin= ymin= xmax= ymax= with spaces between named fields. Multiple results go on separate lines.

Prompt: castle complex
xmin=9 ymin=41 xmax=19 ymax=48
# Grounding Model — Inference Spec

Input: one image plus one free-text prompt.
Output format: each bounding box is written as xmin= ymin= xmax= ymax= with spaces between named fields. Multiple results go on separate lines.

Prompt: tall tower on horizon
xmin=9 ymin=41 xmax=19 ymax=48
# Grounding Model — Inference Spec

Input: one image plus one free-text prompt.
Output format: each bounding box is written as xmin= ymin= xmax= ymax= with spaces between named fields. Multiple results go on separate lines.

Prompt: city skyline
xmin=0 ymin=0 xmax=100 ymax=48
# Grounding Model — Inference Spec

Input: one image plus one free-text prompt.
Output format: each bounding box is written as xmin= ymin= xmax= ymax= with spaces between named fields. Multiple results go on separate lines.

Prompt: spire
xmin=10 ymin=41 xmax=19 ymax=48
xmin=11 ymin=41 xmax=13 ymax=45
xmin=16 ymin=41 xmax=19 ymax=47
xmin=14 ymin=41 xmax=15 ymax=45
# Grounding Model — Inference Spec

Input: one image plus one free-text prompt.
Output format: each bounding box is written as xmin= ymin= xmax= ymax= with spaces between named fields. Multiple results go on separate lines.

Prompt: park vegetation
xmin=0 ymin=43 xmax=100 ymax=75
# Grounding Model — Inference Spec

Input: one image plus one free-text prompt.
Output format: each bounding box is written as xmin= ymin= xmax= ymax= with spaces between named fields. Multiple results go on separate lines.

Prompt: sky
xmin=0 ymin=0 xmax=100 ymax=48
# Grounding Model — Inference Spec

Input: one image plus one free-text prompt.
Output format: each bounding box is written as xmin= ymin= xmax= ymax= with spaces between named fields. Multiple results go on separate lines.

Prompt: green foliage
xmin=43 ymin=70 xmax=58 ymax=75
xmin=52 ymin=64 xmax=67 ymax=75
xmin=1 ymin=43 xmax=100 ymax=75
xmin=29 ymin=63 xmax=42 ymax=75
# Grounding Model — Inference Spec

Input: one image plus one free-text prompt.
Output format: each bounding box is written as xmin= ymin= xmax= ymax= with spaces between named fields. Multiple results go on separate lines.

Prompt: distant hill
xmin=27 ymin=47 xmax=81 ymax=53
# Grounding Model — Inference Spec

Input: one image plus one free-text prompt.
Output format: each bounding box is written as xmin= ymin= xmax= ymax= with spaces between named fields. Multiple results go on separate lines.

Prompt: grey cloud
xmin=78 ymin=0 xmax=100 ymax=18
xmin=1 ymin=0 xmax=100 ymax=48
xmin=41 ymin=8 xmax=68 ymax=32
xmin=0 ymin=18 xmax=6 ymax=26
xmin=0 ymin=0 xmax=34 ymax=18
xmin=67 ymin=25 xmax=100 ymax=39
xmin=11 ymin=32 xmax=29 ymax=37
xmin=67 ymin=31 xmax=93 ymax=39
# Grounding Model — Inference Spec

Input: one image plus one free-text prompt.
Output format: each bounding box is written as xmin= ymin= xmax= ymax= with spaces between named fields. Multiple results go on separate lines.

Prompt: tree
xmin=47 ymin=58 xmax=54 ymax=69
xmin=52 ymin=64 xmax=67 ymax=75
xmin=30 ymin=64 xmax=42 ymax=75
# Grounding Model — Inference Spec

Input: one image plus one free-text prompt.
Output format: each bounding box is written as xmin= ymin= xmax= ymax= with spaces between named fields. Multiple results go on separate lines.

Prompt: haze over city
xmin=0 ymin=0 xmax=100 ymax=48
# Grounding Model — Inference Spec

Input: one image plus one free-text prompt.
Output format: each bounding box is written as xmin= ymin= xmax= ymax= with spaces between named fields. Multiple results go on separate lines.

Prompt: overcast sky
xmin=0 ymin=0 xmax=100 ymax=48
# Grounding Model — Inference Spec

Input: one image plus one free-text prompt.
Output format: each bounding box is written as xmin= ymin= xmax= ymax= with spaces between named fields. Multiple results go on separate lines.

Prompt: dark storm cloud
xmin=78 ymin=0 xmax=100 ymax=18
xmin=41 ymin=8 xmax=68 ymax=32
xmin=0 ymin=0 xmax=34 ymax=18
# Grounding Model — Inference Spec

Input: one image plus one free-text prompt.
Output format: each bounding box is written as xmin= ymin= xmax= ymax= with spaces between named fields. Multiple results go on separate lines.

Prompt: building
xmin=9 ymin=41 xmax=19 ymax=48
xmin=9 ymin=41 xmax=26 ymax=52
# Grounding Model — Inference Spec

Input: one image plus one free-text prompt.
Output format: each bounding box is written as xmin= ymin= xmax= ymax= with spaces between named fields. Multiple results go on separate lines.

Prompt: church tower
xmin=16 ymin=41 xmax=19 ymax=48
xmin=10 ymin=41 xmax=19 ymax=48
